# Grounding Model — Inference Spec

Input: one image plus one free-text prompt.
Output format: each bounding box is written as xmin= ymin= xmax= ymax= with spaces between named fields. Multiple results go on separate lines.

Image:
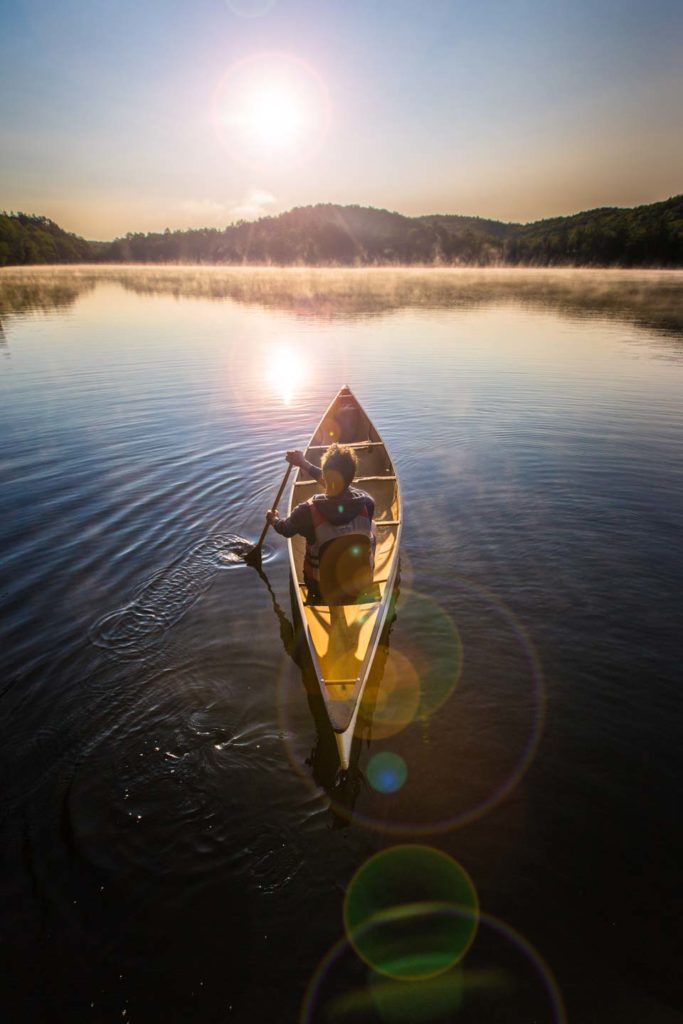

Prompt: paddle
xmin=245 ymin=462 xmax=292 ymax=568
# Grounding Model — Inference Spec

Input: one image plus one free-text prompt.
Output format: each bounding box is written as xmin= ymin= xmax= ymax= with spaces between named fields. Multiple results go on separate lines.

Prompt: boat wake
xmin=89 ymin=532 xmax=254 ymax=659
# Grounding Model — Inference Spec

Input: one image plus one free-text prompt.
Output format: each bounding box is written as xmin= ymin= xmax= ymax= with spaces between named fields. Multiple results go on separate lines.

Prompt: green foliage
xmin=0 ymin=212 xmax=92 ymax=266
xmin=502 ymin=196 xmax=683 ymax=266
xmin=1 ymin=197 xmax=681 ymax=267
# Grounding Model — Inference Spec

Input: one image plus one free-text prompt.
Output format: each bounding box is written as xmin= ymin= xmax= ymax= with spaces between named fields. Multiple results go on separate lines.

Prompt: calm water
xmin=1 ymin=267 xmax=681 ymax=1023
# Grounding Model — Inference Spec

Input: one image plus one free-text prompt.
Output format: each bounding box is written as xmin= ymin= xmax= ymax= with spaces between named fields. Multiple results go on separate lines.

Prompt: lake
xmin=1 ymin=266 xmax=681 ymax=1023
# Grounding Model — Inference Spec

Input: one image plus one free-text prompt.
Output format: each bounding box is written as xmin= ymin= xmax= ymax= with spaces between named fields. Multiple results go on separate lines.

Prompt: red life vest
xmin=303 ymin=499 xmax=375 ymax=587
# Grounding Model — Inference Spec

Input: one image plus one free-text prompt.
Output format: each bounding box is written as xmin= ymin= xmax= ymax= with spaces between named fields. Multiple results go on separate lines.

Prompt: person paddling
xmin=266 ymin=444 xmax=375 ymax=604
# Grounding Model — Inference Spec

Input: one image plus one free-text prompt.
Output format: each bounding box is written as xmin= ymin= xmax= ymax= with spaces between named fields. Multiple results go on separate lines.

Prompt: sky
xmin=1 ymin=0 xmax=681 ymax=240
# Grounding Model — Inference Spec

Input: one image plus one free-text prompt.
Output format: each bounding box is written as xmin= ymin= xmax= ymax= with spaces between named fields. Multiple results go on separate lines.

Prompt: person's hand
xmin=266 ymin=509 xmax=280 ymax=525
xmin=286 ymin=449 xmax=305 ymax=467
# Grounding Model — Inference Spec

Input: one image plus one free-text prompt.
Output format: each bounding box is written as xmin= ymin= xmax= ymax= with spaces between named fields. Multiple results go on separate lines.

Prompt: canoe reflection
xmin=255 ymin=564 xmax=399 ymax=827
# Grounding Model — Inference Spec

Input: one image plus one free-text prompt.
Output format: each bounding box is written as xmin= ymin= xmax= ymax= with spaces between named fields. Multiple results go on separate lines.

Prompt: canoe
xmin=287 ymin=385 xmax=402 ymax=770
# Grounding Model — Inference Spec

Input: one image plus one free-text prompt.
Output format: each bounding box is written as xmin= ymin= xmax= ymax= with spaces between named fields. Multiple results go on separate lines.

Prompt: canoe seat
xmin=307 ymin=441 xmax=383 ymax=452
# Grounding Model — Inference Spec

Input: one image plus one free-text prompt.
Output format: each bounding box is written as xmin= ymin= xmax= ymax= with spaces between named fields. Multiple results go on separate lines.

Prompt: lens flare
xmin=368 ymin=968 xmax=465 ymax=1022
xmin=395 ymin=590 xmax=463 ymax=721
xmin=367 ymin=751 xmax=407 ymax=794
xmin=277 ymin=577 xmax=545 ymax=836
xmin=354 ymin=589 xmax=462 ymax=745
xmin=319 ymin=968 xmax=469 ymax=1022
xmin=343 ymin=846 xmax=479 ymax=981
xmin=322 ymin=415 xmax=342 ymax=443
xmin=358 ymin=647 xmax=421 ymax=741
xmin=301 ymin=909 xmax=567 ymax=1024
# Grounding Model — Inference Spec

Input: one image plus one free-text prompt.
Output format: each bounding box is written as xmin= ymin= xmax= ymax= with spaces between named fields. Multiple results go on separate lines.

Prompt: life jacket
xmin=303 ymin=498 xmax=375 ymax=599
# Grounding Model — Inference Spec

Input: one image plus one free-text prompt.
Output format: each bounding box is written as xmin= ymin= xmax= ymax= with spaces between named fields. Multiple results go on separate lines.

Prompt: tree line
xmin=2 ymin=196 xmax=681 ymax=267
xmin=0 ymin=212 xmax=91 ymax=265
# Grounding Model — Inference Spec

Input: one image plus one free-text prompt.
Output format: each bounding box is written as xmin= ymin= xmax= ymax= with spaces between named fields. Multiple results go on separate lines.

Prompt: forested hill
xmin=2 ymin=196 xmax=682 ymax=267
xmin=0 ymin=213 xmax=92 ymax=265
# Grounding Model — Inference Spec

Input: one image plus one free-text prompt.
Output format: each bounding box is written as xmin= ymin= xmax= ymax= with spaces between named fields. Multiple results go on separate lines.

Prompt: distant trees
xmin=1 ymin=197 xmax=682 ymax=268
xmin=501 ymin=197 xmax=683 ymax=266
xmin=0 ymin=213 xmax=91 ymax=265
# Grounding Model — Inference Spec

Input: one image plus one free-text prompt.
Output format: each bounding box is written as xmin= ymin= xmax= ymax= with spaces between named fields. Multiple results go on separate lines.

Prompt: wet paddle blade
xmin=244 ymin=543 xmax=263 ymax=568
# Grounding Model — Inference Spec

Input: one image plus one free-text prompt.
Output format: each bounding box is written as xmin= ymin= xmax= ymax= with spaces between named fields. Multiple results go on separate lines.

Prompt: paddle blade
xmin=244 ymin=544 xmax=263 ymax=568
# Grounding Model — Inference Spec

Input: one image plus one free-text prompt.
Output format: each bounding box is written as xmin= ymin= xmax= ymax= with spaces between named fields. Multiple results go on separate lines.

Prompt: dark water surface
xmin=1 ymin=267 xmax=681 ymax=1023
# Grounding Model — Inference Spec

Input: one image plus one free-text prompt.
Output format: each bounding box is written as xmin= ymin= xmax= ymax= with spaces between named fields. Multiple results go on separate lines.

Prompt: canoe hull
xmin=286 ymin=386 xmax=402 ymax=769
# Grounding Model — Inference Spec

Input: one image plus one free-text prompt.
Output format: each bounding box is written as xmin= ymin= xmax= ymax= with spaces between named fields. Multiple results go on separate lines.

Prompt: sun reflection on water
xmin=265 ymin=343 xmax=309 ymax=405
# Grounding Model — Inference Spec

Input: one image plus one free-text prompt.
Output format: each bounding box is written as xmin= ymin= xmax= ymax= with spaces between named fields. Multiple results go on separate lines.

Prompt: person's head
xmin=321 ymin=443 xmax=357 ymax=496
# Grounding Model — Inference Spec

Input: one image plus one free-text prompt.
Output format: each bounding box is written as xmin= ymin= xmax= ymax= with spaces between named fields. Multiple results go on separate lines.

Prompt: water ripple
xmin=89 ymin=533 xmax=253 ymax=659
xmin=243 ymin=825 xmax=303 ymax=894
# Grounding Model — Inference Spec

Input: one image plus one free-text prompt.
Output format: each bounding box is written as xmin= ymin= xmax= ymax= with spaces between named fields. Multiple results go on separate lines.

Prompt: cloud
xmin=228 ymin=189 xmax=277 ymax=221
xmin=177 ymin=189 xmax=276 ymax=227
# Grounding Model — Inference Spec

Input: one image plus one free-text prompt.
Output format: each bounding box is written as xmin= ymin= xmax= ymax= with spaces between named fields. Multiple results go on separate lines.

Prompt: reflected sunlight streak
xmin=266 ymin=344 xmax=309 ymax=405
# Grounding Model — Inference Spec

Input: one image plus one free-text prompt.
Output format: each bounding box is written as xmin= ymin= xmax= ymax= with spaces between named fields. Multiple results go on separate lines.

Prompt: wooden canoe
xmin=287 ymin=385 xmax=402 ymax=770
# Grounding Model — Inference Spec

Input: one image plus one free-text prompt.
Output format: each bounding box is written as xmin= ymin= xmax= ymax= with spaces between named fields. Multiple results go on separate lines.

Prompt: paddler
xmin=266 ymin=444 xmax=375 ymax=604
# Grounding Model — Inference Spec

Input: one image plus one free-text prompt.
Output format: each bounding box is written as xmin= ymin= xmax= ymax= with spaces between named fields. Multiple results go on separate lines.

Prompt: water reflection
xmin=1 ymin=266 xmax=682 ymax=340
xmin=0 ymin=270 xmax=95 ymax=317
xmin=1 ymin=262 xmax=681 ymax=1021
xmin=265 ymin=342 xmax=309 ymax=405
xmin=254 ymin=567 xmax=352 ymax=795
xmin=259 ymin=529 xmax=545 ymax=838
xmin=255 ymin=561 xmax=399 ymax=827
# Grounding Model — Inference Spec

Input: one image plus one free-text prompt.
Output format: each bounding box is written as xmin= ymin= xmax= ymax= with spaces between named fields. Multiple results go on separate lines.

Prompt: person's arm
xmin=353 ymin=488 xmax=374 ymax=520
xmin=267 ymin=501 xmax=312 ymax=538
xmin=286 ymin=449 xmax=321 ymax=481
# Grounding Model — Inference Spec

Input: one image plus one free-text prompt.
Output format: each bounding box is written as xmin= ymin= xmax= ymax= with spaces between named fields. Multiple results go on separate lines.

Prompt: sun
xmin=245 ymin=85 xmax=304 ymax=149
xmin=213 ymin=52 xmax=330 ymax=169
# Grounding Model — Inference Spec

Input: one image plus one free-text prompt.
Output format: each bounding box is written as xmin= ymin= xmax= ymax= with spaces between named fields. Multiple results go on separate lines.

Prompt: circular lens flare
xmin=358 ymin=647 xmax=421 ymax=741
xmin=367 ymin=752 xmax=407 ymax=794
xmin=276 ymin=577 xmax=546 ymax=837
xmin=344 ymin=846 xmax=479 ymax=981
xmin=369 ymin=968 xmax=465 ymax=1022
xmin=301 ymin=909 xmax=567 ymax=1024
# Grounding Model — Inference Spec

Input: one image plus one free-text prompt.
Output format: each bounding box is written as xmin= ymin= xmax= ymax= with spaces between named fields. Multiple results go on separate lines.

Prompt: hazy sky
xmin=1 ymin=0 xmax=681 ymax=239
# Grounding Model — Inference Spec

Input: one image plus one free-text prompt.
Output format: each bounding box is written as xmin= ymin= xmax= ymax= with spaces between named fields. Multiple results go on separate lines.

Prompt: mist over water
xmin=1 ymin=267 xmax=681 ymax=1023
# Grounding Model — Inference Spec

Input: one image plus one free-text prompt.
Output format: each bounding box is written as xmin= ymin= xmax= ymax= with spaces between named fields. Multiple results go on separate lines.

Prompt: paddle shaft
xmin=254 ymin=462 xmax=292 ymax=552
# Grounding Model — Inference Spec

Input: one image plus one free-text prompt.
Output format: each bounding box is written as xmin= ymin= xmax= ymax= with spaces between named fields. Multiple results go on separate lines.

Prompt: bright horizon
xmin=1 ymin=0 xmax=682 ymax=241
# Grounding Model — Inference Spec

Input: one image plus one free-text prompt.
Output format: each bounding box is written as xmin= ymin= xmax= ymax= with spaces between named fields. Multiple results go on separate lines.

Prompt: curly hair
xmin=321 ymin=443 xmax=358 ymax=491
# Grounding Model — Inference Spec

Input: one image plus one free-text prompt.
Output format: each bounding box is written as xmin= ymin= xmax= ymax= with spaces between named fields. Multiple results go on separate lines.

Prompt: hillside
xmin=0 ymin=212 xmax=92 ymax=265
xmin=506 ymin=196 xmax=683 ymax=266
xmin=1 ymin=196 xmax=682 ymax=267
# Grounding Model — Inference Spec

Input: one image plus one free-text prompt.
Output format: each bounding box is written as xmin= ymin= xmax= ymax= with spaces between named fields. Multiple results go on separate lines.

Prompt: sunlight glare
xmin=213 ymin=52 xmax=330 ymax=169
xmin=266 ymin=344 xmax=308 ymax=405
xmin=246 ymin=86 xmax=304 ymax=148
